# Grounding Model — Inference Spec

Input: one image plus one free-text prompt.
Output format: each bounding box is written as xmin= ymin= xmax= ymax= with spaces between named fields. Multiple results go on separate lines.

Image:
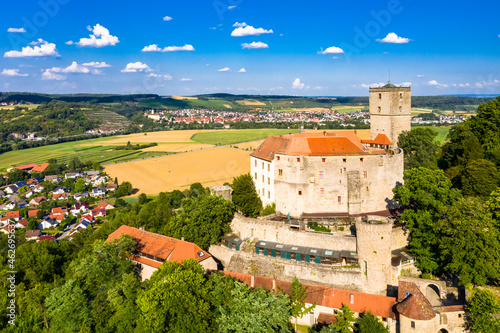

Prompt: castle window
xmin=278 ymin=169 xmax=283 ymax=176
xmin=319 ymin=171 xmax=324 ymax=179
xmin=399 ymin=106 xmax=402 ymax=112
xmin=267 ymin=177 xmax=270 ymax=185
xmin=340 ymin=180 xmax=342 ymax=184
xmin=378 ymin=93 xmax=382 ymax=100
xmin=344 ymin=167 xmax=346 ymax=172
xmin=364 ymin=171 xmax=367 ymax=178
xmin=297 ymin=158 xmax=300 ymax=162
xmin=377 ymin=106 xmax=381 ymax=113
xmin=277 ymin=156 xmax=280 ymax=161
xmin=262 ymin=175 xmax=264 ymax=183
xmin=320 ymin=188 xmax=325 ymax=195
xmin=262 ymin=189 xmax=265 ymax=196
xmin=268 ymin=191 xmax=270 ymax=199
xmin=411 ymin=321 xmax=415 ymax=328
xmin=343 ymin=158 xmax=346 ymax=163
xmin=268 ymin=164 xmax=270 ymax=171
xmin=262 ymin=162 xmax=264 ymax=169
xmin=400 ymin=93 xmax=403 ymax=99
xmin=340 ymin=168 xmax=343 ymax=174
xmin=366 ymin=186 xmax=369 ymax=191
xmin=322 ymin=158 xmax=326 ymax=162
xmin=338 ymin=196 xmax=341 ymax=203
xmin=360 ymin=158 xmax=363 ymax=162
xmin=298 ymin=191 xmax=302 ymax=196
xmin=254 ymin=172 xmax=257 ymax=179
xmin=254 ymin=160 xmax=257 ymax=167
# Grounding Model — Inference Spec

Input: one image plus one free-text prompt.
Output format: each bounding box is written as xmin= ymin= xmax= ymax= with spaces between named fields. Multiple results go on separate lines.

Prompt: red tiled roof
xmin=222 ymin=271 xmax=397 ymax=319
xmin=32 ymin=163 xmax=50 ymax=172
xmin=362 ymin=134 xmax=392 ymax=146
xmin=434 ymin=305 xmax=465 ymax=313
xmin=398 ymin=281 xmax=421 ymax=301
xmin=28 ymin=210 xmax=40 ymax=218
xmin=48 ymin=214 xmax=64 ymax=221
xmin=106 ymin=225 xmax=211 ymax=265
xmin=95 ymin=201 xmax=114 ymax=211
xmin=6 ymin=211 xmax=19 ymax=219
xmin=13 ymin=163 xmax=50 ymax=172
xmin=251 ymin=131 xmax=386 ymax=161
xmin=38 ymin=235 xmax=56 ymax=242
xmin=16 ymin=219 xmax=29 ymax=227
xmin=51 ymin=207 xmax=68 ymax=215
xmin=25 ymin=229 xmax=41 ymax=238
xmin=13 ymin=163 xmax=38 ymax=170
xmin=396 ymin=290 xmax=436 ymax=321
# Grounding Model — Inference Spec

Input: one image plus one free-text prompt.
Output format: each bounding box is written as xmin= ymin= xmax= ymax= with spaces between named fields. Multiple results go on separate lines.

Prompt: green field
xmin=191 ymin=129 xmax=300 ymax=145
xmin=415 ymin=125 xmax=453 ymax=143
xmin=0 ymin=137 xmax=169 ymax=172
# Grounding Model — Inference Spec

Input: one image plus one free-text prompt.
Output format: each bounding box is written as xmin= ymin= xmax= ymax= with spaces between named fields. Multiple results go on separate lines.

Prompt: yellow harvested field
xmin=104 ymin=147 xmax=251 ymax=194
xmin=331 ymin=106 xmax=365 ymax=111
xmin=236 ymin=140 xmax=265 ymax=150
xmin=304 ymin=129 xmax=371 ymax=140
xmin=238 ymin=99 xmax=267 ymax=106
xmin=169 ymin=96 xmax=198 ymax=100
xmin=105 ymin=130 xmax=204 ymax=143
xmin=223 ymin=104 xmax=232 ymax=109
xmin=291 ymin=107 xmax=332 ymax=112
xmin=142 ymin=143 xmax=214 ymax=152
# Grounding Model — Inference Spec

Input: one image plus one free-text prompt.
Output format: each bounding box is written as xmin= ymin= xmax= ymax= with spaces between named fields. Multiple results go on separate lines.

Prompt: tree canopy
xmin=231 ymin=173 xmax=262 ymax=217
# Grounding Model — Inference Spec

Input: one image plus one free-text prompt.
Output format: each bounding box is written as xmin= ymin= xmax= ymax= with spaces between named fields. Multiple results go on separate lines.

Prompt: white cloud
xmin=121 ymin=62 xmax=152 ymax=73
xmin=238 ymin=68 xmax=246 ymax=73
xmin=318 ymin=46 xmax=344 ymax=54
xmin=361 ymin=82 xmax=386 ymax=88
xmin=292 ymin=78 xmax=305 ymax=89
xmin=400 ymin=82 xmax=412 ymax=87
xmin=72 ymin=24 xmax=119 ymax=47
xmin=82 ymin=62 xmax=111 ymax=68
xmin=163 ymin=16 xmax=173 ymax=21
xmin=180 ymin=78 xmax=192 ymax=81
xmin=147 ymin=73 xmax=173 ymax=80
xmin=4 ymin=39 xmax=59 ymax=58
xmin=417 ymin=74 xmax=425 ymax=78
xmin=228 ymin=5 xmax=236 ymax=9
xmin=42 ymin=71 xmax=66 ymax=80
xmin=141 ymin=44 xmax=195 ymax=52
xmin=473 ymin=79 xmax=500 ymax=88
xmin=241 ymin=41 xmax=269 ymax=49
xmin=7 ymin=28 xmax=26 ymax=33
xmin=376 ymin=32 xmax=411 ymax=44
xmin=41 ymin=61 xmax=106 ymax=80
xmin=218 ymin=67 xmax=230 ymax=72
xmin=233 ymin=22 xmax=247 ymax=28
xmin=231 ymin=25 xmax=273 ymax=37
xmin=1 ymin=69 xmax=28 ymax=77
xmin=427 ymin=80 xmax=448 ymax=88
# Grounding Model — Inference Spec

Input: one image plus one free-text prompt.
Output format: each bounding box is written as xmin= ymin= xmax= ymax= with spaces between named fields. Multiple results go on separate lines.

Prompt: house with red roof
xmin=6 ymin=211 xmax=20 ymax=221
xmin=9 ymin=163 xmax=50 ymax=173
xmin=14 ymin=218 xmax=29 ymax=228
xmin=28 ymin=209 xmax=40 ymax=218
xmin=51 ymin=206 xmax=68 ymax=216
xmin=106 ymin=225 xmax=217 ymax=280
xmin=94 ymin=201 xmax=114 ymax=211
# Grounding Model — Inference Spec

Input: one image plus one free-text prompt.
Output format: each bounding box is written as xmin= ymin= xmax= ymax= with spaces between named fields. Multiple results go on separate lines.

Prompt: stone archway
xmin=426 ymin=284 xmax=441 ymax=306
xmin=439 ymin=329 xmax=449 ymax=333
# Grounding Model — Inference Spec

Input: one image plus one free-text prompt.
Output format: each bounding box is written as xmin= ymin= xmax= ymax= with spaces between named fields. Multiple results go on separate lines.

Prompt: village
xmin=0 ymin=162 xmax=123 ymax=242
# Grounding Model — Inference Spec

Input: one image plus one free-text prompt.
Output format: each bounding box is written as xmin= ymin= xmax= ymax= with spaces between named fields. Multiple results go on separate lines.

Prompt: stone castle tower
xmin=369 ymin=82 xmax=411 ymax=147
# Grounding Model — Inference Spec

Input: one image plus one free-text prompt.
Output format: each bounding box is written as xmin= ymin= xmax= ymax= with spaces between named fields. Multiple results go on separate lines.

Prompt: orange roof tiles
xmin=13 ymin=163 xmax=50 ymax=172
xmin=28 ymin=210 xmax=40 ymax=218
xmin=6 ymin=211 xmax=19 ymax=219
xmin=362 ymin=134 xmax=392 ymax=146
xmin=398 ymin=281 xmax=421 ymax=301
xmin=251 ymin=131 xmax=386 ymax=160
xmin=222 ymin=271 xmax=397 ymax=319
xmin=396 ymin=290 xmax=436 ymax=321
xmin=32 ymin=163 xmax=50 ymax=172
xmin=106 ymin=225 xmax=211 ymax=265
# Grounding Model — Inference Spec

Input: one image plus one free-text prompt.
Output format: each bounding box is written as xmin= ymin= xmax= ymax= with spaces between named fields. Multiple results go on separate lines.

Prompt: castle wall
xmin=399 ymin=315 xmax=438 ymax=333
xmin=390 ymin=226 xmax=409 ymax=249
xmin=273 ymin=151 xmax=403 ymax=218
xmin=230 ymin=213 xmax=357 ymax=252
xmin=356 ymin=221 xmax=393 ymax=294
xmin=369 ymin=86 xmax=411 ymax=147
xmin=251 ymin=156 xmax=275 ymax=206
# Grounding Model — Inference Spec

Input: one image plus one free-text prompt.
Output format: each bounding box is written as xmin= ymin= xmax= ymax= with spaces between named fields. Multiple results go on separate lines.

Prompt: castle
xmin=250 ymin=83 xmax=411 ymax=218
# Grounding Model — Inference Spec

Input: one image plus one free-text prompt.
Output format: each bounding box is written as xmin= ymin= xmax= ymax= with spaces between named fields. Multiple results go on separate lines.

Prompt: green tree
xmin=115 ymin=181 xmax=133 ymax=198
xmin=138 ymin=193 xmax=148 ymax=205
xmin=7 ymin=168 xmax=29 ymax=183
xmin=487 ymin=187 xmax=500 ymax=222
xmin=398 ymin=128 xmax=439 ymax=170
xmin=393 ymin=167 xmax=462 ymax=273
xmin=136 ymin=259 xmax=215 ymax=333
xmin=231 ymin=173 xmax=262 ymax=218
xmin=190 ymin=182 xmax=207 ymax=197
xmin=289 ymin=276 xmax=315 ymax=331
xmin=467 ymin=289 xmax=500 ymax=333
xmin=462 ymin=159 xmax=500 ymax=198
xmin=75 ymin=178 xmax=86 ymax=193
xmin=217 ymin=280 xmax=292 ymax=333
xmin=261 ymin=203 xmax=276 ymax=216
xmin=45 ymin=280 xmax=92 ymax=333
xmin=437 ymin=198 xmax=500 ymax=285
xmin=356 ymin=312 xmax=388 ymax=333
xmin=92 ymin=161 xmax=100 ymax=171
xmin=69 ymin=156 xmax=82 ymax=170
xmin=332 ymin=303 xmax=355 ymax=333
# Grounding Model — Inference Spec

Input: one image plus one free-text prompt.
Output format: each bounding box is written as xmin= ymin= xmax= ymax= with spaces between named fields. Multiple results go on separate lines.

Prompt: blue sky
xmin=1 ymin=0 xmax=499 ymax=96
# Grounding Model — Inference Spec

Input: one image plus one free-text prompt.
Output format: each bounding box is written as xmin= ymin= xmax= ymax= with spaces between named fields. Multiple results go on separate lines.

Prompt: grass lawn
xmin=190 ymin=129 xmax=300 ymax=145
xmin=415 ymin=125 xmax=453 ymax=143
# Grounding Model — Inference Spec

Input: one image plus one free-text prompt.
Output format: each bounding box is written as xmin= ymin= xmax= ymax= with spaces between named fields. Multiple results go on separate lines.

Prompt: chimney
xmin=181 ymin=236 xmax=184 ymax=241
xmin=251 ymin=275 xmax=255 ymax=288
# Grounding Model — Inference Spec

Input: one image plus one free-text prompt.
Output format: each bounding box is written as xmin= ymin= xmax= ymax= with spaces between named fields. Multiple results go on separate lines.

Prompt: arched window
xmin=378 ymin=93 xmax=382 ymax=99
